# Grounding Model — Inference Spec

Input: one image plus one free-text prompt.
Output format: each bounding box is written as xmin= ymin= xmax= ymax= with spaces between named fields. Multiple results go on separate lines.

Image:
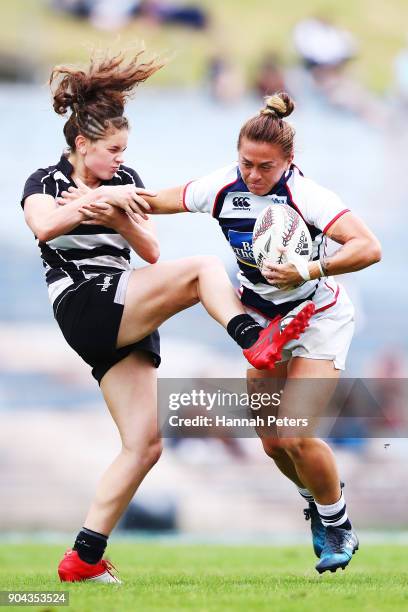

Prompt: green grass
xmin=1 ymin=543 xmax=408 ymax=611
xmin=3 ymin=0 xmax=408 ymax=91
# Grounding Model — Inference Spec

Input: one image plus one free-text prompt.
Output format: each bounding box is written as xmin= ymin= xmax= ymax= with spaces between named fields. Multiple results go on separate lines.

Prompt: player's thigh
xmin=278 ymin=357 xmax=341 ymax=437
xmin=100 ymin=351 xmax=160 ymax=454
xmin=247 ymin=362 xmax=288 ymax=441
xmin=117 ymin=256 xmax=210 ymax=348
xmin=247 ymin=362 xmax=288 ymax=404
xmin=287 ymin=356 xmax=340 ymax=380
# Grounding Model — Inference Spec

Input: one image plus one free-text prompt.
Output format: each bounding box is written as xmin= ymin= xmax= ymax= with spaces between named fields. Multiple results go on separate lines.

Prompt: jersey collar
xmin=236 ymin=164 xmax=294 ymax=196
xmin=56 ymin=152 xmax=75 ymax=178
xmin=266 ymin=165 xmax=293 ymax=195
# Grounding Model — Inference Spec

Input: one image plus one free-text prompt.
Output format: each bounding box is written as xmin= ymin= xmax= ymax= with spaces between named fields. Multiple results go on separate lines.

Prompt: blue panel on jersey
xmin=227 ymin=230 xmax=256 ymax=268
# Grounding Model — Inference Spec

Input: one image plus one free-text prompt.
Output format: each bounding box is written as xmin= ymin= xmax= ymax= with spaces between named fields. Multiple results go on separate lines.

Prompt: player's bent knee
xmin=261 ymin=437 xmax=288 ymax=458
xmin=188 ymin=255 xmax=224 ymax=276
xmin=146 ymin=439 xmax=163 ymax=468
xmin=277 ymin=437 xmax=306 ymax=459
xmin=178 ymin=256 xmax=224 ymax=308
xmin=122 ymin=437 xmax=163 ymax=470
xmin=201 ymin=255 xmax=225 ymax=275
xmin=201 ymin=255 xmax=224 ymax=267
xmin=139 ymin=438 xmax=163 ymax=470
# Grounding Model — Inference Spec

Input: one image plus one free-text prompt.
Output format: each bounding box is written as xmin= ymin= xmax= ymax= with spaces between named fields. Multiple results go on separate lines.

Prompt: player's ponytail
xmin=49 ymin=48 xmax=165 ymax=150
xmin=261 ymin=92 xmax=295 ymax=119
xmin=238 ymin=91 xmax=296 ymax=159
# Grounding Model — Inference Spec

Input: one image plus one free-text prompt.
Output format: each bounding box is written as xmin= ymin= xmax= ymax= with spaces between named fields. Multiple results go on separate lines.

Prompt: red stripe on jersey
xmin=323 ymin=209 xmax=350 ymax=234
xmin=314 ymin=282 xmax=340 ymax=314
xmin=182 ymin=181 xmax=194 ymax=212
xmin=212 ymin=180 xmax=238 ymax=218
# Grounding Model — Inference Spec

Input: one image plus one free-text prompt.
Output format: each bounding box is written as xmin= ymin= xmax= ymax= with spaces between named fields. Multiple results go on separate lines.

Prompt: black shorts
xmin=53 ymin=271 xmax=160 ymax=383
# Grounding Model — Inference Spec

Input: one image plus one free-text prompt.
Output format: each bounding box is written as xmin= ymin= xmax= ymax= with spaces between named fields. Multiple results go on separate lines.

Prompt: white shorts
xmin=245 ymin=282 xmax=355 ymax=370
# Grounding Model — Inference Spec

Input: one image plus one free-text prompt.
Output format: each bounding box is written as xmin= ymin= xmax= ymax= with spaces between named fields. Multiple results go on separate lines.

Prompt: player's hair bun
xmin=51 ymin=76 xmax=80 ymax=116
xmin=261 ymin=92 xmax=295 ymax=119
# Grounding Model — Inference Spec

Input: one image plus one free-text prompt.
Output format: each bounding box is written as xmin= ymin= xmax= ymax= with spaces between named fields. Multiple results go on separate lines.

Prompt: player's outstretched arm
xmin=56 ymin=181 xmax=186 ymax=216
xmin=56 ymin=179 xmax=153 ymax=222
xmin=144 ymin=185 xmax=187 ymax=214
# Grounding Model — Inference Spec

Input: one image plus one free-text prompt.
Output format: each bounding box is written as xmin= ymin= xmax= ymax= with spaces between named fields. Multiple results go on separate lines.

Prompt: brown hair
xmin=49 ymin=49 xmax=165 ymax=150
xmin=238 ymin=92 xmax=295 ymax=159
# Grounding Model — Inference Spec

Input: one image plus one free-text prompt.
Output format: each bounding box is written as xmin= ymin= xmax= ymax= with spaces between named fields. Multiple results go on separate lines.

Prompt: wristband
xmin=318 ymin=258 xmax=328 ymax=277
xmin=290 ymin=256 xmax=311 ymax=281
xmin=317 ymin=260 xmax=325 ymax=277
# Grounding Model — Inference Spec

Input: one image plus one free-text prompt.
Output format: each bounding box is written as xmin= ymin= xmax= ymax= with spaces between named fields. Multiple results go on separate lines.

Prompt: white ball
xmin=252 ymin=204 xmax=313 ymax=288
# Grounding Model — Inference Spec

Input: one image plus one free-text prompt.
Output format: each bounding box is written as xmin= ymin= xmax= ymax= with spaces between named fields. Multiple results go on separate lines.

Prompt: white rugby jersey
xmin=21 ymin=154 xmax=138 ymax=310
xmin=183 ymin=163 xmax=350 ymax=316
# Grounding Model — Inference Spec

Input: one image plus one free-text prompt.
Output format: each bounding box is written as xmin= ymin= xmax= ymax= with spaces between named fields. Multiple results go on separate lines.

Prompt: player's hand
xmin=57 ymin=180 xmax=156 ymax=223
xmin=80 ymin=202 xmax=130 ymax=231
xmin=56 ymin=178 xmax=92 ymax=205
xmin=261 ymin=253 xmax=304 ymax=290
xmin=97 ymin=185 xmax=157 ymax=222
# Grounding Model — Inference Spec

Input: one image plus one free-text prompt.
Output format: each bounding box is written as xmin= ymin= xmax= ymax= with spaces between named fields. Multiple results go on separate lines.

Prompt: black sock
xmin=337 ymin=518 xmax=352 ymax=530
xmin=73 ymin=527 xmax=108 ymax=564
xmin=227 ymin=314 xmax=262 ymax=349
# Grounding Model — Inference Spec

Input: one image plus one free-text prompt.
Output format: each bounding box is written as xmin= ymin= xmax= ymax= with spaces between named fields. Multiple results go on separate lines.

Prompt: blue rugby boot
xmin=315 ymin=526 xmax=359 ymax=574
xmin=303 ymin=502 xmax=326 ymax=558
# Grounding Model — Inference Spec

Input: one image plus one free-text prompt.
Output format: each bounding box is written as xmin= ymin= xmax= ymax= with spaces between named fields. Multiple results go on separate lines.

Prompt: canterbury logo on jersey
xmin=219 ymin=192 xmax=290 ymax=221
xmin=232 ymin=196 xmax=251 ymax=209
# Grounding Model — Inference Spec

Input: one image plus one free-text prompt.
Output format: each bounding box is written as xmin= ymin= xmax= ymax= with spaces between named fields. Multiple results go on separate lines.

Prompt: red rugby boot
xmin=58 ymin=549 xmax=121 ymax=583
xmin=243 ymin=301 xmax=316 ymax=370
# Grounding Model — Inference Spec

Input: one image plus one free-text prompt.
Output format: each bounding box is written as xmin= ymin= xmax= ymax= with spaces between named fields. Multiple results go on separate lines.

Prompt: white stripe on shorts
xmin=114 ymin=270 xmax=132 ymax=305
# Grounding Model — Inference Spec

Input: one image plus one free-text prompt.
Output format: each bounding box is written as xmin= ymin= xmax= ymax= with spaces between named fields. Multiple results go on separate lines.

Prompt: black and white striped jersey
xmin=21 ymin=153 xmax=142 ymax=308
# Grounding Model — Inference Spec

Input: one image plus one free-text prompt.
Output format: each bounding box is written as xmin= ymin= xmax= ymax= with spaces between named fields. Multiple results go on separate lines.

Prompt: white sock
xmin=315 ymin=491 xmax=349 ymax=528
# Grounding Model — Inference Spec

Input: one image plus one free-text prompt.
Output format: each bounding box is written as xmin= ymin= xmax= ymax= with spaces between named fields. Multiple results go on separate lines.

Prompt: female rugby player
xmin=121 ymin=92 xmax=381 ymax=573
xmin=21 ymin=54 xmax=314 ymax=584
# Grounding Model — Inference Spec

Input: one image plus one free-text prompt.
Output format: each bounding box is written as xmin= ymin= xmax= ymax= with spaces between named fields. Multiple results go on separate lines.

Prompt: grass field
xmin=3 ymin=0 xmax=408 ymax=91
xmin=1 ymin=542 xmax=408 ymax=611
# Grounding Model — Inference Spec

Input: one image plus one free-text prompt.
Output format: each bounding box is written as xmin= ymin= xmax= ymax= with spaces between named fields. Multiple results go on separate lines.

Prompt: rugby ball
xmin=252 ymin=204 xmax=312 ymax=288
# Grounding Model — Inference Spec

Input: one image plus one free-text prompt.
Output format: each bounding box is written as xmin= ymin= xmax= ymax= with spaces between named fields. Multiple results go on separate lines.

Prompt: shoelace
xmin=322 ymin=528 xmax=353 ymax=554
xmin=102 ymin=558 xmax=119 ymax=577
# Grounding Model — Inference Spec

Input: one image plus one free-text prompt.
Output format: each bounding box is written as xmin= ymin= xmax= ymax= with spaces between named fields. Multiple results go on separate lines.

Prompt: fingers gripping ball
xmin=252 ymin=204 xmax=313 ymax=289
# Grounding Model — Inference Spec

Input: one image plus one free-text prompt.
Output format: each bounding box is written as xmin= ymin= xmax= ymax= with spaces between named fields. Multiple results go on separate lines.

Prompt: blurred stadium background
xmin=1 ymin=0 xmax=408 ymax=545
